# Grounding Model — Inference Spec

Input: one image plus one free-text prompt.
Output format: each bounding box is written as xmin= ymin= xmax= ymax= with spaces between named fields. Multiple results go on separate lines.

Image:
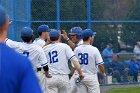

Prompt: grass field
xmin=107 ymin=87 xmax=140 ymax=93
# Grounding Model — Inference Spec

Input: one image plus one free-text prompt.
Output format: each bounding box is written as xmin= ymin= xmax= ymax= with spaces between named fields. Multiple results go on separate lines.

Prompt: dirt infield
xmin=100 ymin=83 xmax=140 ymax=93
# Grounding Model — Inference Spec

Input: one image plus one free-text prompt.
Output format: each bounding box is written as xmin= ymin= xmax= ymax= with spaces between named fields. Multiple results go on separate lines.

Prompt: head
xmin=69 ymin=27 xmax=82 ymax=43
xmin=136 ymin=41 xmax=140 ymax=47
xmin=21 ymin=27 xmax=33 ymax=43
xmin=131 ymin=55 xmax=137 ymax=62
xmin=49 ymin=29 xmax=61 ymax=42
xmin=112 ymin=55 xmax=118 ymax=62
xmin=107 ymin=43 xmax=113 ymax=50
xmin=38 ymin=25 xmax=50 ymax=40
xmin=0 ymin=5 xmax=10 ymax=41
xmin=82 ymin=29 xmax=96 ymax=44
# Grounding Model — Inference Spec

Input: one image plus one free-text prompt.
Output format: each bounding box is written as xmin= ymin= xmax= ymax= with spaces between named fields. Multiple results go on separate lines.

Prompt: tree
xmin=121 ymin=0 xmax=140 ymax=46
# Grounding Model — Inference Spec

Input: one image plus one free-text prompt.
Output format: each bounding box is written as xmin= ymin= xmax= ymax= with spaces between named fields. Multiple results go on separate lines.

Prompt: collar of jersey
xmin=50 ymin=42 xmax=60 ymax=44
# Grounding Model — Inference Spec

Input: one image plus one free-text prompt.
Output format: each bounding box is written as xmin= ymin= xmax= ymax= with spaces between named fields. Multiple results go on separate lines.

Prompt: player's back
xmin=74 ymin=44 xmax=103 ymax=75
xmin=0 ymin=43 xmax=42 ymax=93
xmin=43 ymin=42 xmax=75 ymax=74
xmin=33 ymin=38 xmax=45 ymax=47
xmin=17 ymin=43 xmax=46 ymax=69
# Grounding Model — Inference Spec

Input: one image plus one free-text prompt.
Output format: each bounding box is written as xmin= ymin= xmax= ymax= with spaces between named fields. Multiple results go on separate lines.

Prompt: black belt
xmin=37 ymin=67 xmax=42 ymax=72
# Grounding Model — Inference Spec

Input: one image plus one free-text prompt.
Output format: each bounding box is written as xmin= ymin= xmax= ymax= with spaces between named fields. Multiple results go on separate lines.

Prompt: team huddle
xmin=5 ymin=25 xmax=106 ymax=93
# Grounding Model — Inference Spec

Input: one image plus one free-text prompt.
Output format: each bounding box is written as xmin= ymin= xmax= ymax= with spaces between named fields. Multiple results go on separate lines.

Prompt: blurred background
xmin=1 ymin=0 xmax=140 ymax=93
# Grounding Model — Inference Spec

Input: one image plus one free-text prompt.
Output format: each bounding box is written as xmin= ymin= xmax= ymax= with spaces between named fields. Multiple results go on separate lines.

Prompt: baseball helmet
xmin=69 ymin=27 xmax=82 ymax=39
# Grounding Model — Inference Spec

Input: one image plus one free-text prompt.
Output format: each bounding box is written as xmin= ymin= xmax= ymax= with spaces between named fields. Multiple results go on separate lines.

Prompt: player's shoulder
xmin=89 ymin=45 xmax=99 ymax=51
xmin=32 ymin=43 xmax=43 ymax=50
xmin=60 ymin=43 xmax=72 ymax=49
xmin=33 ymin=38 xmax=40 ymax=42
xmin=59 ymin=42 xmax=68 ymax=46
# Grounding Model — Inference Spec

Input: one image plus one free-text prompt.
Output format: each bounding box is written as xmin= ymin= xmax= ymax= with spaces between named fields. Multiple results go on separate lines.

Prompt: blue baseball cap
xmin=38 ymin=25 xmax=50 ymax=33
xmin=69 ymin=27 xmax=82 ymax=35
xmin=49 ymin=29 xmax=60 ymax=38
xmin=21 ymin=27 xmax=33 ymax=37
xmin=82 ymin=29 xmax=96 ymax=38
xmin=0 ymin=5 xmax=7 ymax=27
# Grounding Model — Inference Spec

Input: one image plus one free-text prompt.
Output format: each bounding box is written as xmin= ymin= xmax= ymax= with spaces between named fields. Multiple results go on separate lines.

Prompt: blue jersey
xmin=0 ymin=43 xmax=42 ymax=93
xmin=102 ymin=48 xmax=113 ymax=63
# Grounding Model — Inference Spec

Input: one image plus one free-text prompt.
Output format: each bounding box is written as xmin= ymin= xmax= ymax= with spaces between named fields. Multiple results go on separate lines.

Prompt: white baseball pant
xmin=77 ymin=74 xmax=100 ymax=93
xmin=46 ymin=74 xmax=71 ymax=93
xmin=70 ymin=74 xmax=79 ymax=93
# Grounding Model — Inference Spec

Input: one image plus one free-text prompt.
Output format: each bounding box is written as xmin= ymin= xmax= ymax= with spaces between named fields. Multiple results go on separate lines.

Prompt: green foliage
xmin=32 ymin=0 xmax=136 ymax=51
xmin=93 ymin=23 xmax=119 ymax=52
xmin=121 ymin=0 xmax=140 ymax=46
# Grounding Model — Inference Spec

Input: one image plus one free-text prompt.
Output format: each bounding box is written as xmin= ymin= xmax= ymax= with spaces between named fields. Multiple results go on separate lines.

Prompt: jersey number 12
xmin=49 ymin=51 xmax=58 ymax=63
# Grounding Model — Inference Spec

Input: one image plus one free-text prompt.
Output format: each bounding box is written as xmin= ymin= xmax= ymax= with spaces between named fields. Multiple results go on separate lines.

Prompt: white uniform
xmin=5 ymin=39 xmax=48 ymax=93
xmin=70 ymin=39 xmax=83 ymax=93
xmin=43 ymin=42 xmax=75 ymax=93
xmin=33 ymin=38 xmax=46 ymax=47
xmin=74 ymin=44 xmax=104 ymax=93
xmin=76 ymin=39 xmax=83 ymax=47
xmin=5 ymin=38 xmax=22 ymax=50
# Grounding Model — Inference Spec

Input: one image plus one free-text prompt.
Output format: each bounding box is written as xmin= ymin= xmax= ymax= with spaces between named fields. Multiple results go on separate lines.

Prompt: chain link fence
xmin=0 ymin=0 xmax=31 ymax=41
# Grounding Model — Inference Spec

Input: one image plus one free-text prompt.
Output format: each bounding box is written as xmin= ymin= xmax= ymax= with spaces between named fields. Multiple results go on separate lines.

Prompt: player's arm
xmin=65 ymin=45 xmax=84 ymax=79
xmin=42 ymin=65 xmax=52 ymax=78
xmin=98 ymin=64 xmax=106 ymax=77
xmin=71 ymin=57 xmax=84 ymax=80
xmin=61 ymin=30 xmax=75 ymax=49
xmin=96 ymin=48 xmax=106 ymax=77
xmin=38 ymin=47 xmax=51 ymax=78
xmin=70 ymin=67 xmax=76 ymax=76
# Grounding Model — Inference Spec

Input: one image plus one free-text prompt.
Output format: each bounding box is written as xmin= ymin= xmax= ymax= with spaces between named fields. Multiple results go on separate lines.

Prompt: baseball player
xmin=62 ymin=27 xmax=83 ymax=49
xmin=74 ymin=29 xmax=106 ymax=93
xmin=0 ymin=5 xmax=42 ymax=93
xmin=33 ymin=25 xmax=50 ymax=47
xmin=62 ymin=27 xmax=83 ymax=93
xmin=43 ymin=29 xmax=84 ymax=93
xmin=5 ymin=27 xmax=49 ymax=93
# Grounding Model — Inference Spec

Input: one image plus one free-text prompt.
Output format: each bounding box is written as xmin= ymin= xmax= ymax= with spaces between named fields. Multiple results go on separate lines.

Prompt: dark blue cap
xmin=69 ymin=27 xmax=82 ymax=35
xmin=21 ymin=27 xmax=33 ymax=37
xmin=0 ymin=5 xmax=7 ymax=27
xmin=82 ymin=29 xmax=96 ymax=38
xmin=38 ymin=25 xmax=50 ymax=33
xmin=49 ymin=29 xmax=60 ymax=38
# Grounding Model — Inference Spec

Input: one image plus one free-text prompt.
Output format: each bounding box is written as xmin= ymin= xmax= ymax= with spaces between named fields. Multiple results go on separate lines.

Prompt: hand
xmin=79 ymin=74 xmax=84 ymax=80
xmin=44 ymin=71 xmax=52 ymax=78
xmin=61 ymin=30 xmax=68 ymax=40
xmin=102 ymin=73 xmax=106 ymax=78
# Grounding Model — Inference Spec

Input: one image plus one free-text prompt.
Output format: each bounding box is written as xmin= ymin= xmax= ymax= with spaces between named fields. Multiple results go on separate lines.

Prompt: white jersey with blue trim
xmin=33 ymin=38 xmax=46 ymax=47
xmin=76 ymin=39 xmax=83 ymax=47
xmin=5 ymin=38 xmax=22 ymax=50
xmin=5 ymin=39 xmax=48 ymax=70
xmin=43 ymin=42 xmax=75 ymax=74
xmin=74 ymin=44 xmax=103 ymax=75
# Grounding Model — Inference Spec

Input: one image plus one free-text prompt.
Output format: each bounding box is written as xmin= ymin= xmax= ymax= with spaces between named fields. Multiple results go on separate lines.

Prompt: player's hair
xmin=83 ymin=36 xmax=91 ymax=41
xmin=21 ymin=36 xmax=33 ymax=42
xmin=50 ymin=36 xmax=59 ymax=41
xmin=38 ymin=32 xmax=42 ymax=36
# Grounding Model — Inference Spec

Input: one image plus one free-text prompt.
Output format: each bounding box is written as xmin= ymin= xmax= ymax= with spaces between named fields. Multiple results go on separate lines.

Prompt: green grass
xmin=107 ymin=87 xmax=140 ymax=93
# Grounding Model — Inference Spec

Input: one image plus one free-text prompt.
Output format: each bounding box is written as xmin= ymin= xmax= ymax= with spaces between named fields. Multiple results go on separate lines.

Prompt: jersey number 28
xmin=78 ymin=53 xmax=88 ymax=65
xmin=49 ymin=51 xmax=58 ymax=63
